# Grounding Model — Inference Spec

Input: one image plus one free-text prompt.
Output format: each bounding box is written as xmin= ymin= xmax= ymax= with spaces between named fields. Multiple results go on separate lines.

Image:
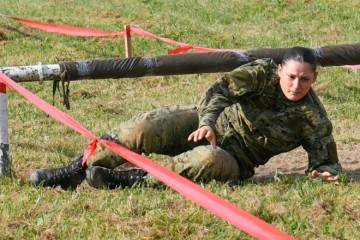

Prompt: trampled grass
xmin=0 ymin=0 xmax=359 ymax=239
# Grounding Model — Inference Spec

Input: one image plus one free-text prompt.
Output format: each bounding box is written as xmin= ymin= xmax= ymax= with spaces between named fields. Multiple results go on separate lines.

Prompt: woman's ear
xmin=313 ymin=71 xmax=318 ymax=83
xmin=277 ymin=64 xmax=283 ymax=76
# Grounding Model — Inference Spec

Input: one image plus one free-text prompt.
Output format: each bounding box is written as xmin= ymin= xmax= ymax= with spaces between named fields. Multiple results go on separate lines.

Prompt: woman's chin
xmin=285 ymin=93 xmax=303 ymax=101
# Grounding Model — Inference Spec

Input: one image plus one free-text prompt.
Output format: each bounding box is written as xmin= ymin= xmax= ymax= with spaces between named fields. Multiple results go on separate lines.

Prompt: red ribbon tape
xmin=0 ymin=83 xmax=6 ymax=93
xmin=344 ymin=65 xmax=360 ymax=69
xmin=7 ymin=15 xmax=124 ymax=37
xmin=1 ymin=14 xmax=244 ymax=54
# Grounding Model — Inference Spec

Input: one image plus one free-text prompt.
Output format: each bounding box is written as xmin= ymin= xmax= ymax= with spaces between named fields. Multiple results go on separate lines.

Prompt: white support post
xmin=0 ymin=83 xmax=10 ymax=177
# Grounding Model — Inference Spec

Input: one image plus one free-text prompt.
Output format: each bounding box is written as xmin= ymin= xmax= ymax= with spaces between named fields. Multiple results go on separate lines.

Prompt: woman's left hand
xmin=311 ymin=170 xmax=339 ymax=185
xmin=188 ymin=125 xmax=217 ymax=149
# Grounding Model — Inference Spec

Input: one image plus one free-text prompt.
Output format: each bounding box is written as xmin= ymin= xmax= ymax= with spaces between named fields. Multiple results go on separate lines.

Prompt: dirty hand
xmin=311 ymin=170 xmax=339 ymax=185
xmin=188 ymin=125 xmax=217 ymax=149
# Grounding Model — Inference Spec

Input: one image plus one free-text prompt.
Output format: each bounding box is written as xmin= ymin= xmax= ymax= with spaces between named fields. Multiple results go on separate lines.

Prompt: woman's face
xmin=278 ymin=60 xmax=318 ymax=101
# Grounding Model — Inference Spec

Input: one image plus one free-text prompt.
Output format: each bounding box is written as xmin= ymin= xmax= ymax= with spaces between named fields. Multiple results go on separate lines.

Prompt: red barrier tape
xmin=0 ymin=72 xmax=297 ymax=239
xmin=0 ymin=14 xmax=243 ymax=54
xmin=0 ymin=83 xmax=6 ymax=93
xmin=344 ymin=65 xmax=360 ymax=69
xmin=3 ymin=15 xmax=124 ymax=37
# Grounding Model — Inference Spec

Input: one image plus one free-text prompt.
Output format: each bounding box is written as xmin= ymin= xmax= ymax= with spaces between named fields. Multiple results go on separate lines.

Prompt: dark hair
xmin=281 ymin=46 xmax=317 ymax=71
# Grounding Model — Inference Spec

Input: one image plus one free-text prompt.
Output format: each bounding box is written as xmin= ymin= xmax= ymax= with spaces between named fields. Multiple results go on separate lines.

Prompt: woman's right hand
xmin=311 ymin=170 xmax=339 ymax=185
xmin=188 ymin=125 xmax=217 ymax=149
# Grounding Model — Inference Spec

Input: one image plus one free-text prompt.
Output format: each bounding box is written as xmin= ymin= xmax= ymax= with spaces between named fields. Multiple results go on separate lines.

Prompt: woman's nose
xmin=293 ymin=78 xmax=301 ymax=88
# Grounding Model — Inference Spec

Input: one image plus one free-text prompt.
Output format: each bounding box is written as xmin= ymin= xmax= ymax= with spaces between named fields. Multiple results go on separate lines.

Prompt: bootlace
xmin=109 ymin=169 xmax=147 ymax=187
xmin=48 ymin=165 xmax=83 ymax=181
xmin=46 ymin=157 xmax=84 ymax=183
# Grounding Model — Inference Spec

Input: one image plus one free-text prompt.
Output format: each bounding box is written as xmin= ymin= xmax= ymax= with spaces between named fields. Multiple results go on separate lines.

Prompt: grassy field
xmin=0 ymin=0 xmax=359 ymax=239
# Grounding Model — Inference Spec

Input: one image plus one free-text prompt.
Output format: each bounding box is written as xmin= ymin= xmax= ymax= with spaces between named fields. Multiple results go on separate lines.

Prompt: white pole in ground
xmin=0 ymin=83 xmax=10 ymax=177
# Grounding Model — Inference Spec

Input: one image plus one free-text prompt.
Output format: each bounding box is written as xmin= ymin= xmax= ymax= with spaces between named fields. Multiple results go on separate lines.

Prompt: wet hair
xmin=281 ymin=46 xmax=317 ymax=71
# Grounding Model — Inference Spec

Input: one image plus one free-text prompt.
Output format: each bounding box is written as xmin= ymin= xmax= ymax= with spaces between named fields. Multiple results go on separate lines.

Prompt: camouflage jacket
xmin=198 ymin=58 xmax=342 ymax=176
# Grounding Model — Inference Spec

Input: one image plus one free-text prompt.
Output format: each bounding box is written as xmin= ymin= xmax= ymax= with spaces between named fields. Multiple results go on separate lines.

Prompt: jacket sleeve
xmin=197 ymin=58 xmax=278 ymax=128
xmin=302 ymin=125 xmax=342 ymax=176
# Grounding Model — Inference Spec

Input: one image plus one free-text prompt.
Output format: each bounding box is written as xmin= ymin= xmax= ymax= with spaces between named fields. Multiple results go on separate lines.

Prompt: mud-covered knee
xmin=205 ymin=147 xmax=240 ymax=180
xmin=195 ymin=146 xmax=230 ymax=164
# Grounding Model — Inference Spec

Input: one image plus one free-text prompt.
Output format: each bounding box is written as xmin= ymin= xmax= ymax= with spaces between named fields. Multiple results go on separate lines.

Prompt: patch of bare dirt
xmin=252 ymin=143 xmax=360 ymax=182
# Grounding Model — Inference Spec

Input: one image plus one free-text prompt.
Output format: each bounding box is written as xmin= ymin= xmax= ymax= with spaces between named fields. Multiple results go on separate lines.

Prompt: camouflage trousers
xmin=88 ymin=105 xmax=241 ymax=186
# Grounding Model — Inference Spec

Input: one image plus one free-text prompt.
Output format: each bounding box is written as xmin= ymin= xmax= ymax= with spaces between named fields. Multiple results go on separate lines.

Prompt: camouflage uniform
xmin=89 ymin=58 xmax=342 ymax=185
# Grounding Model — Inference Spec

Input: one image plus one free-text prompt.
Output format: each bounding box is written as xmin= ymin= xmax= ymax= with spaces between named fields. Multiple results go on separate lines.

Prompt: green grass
xmin=0 ymin=0 xmax=359 ymax=239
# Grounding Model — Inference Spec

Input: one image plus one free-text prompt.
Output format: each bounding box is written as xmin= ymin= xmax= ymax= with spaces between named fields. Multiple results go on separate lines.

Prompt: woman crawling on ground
xmin=30 ymin=46 xmax=341 ymax=189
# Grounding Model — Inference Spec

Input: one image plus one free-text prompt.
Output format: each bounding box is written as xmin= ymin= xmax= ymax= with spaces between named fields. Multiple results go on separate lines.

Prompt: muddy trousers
xmin=87 ymin=106 xmax=241 ymax=186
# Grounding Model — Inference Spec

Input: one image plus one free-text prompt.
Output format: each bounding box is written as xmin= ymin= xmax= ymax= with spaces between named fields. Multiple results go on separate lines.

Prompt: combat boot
xmin=86 ymin=166 xmax=147 ymax=189
xmin=29 ymin=156 xmax=87 ymax=189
